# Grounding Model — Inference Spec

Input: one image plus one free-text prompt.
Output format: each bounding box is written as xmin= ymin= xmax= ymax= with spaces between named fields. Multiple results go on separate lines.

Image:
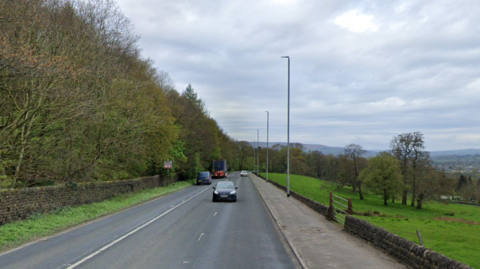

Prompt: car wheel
xmin=212 ymin=197 xmax=216 ymax=202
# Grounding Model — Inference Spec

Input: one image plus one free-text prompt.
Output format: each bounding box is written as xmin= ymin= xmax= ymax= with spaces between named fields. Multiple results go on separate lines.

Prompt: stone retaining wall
xmin=266 ymin=178 xmax=329 ymax=216
xmin=344 ymin=216 xmax=472 ymax=269
xmin=0 ymin=175 xmax=173 ymax=225
xmin=258 ymin=174 xmax=473 ymax=269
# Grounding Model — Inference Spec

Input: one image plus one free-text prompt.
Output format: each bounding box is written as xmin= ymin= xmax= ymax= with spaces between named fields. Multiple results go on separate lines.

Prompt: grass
xmin=262 ymin=172 xmax=480 ymax=269
xmin=0 ymin=180 xmax=194 ymax=253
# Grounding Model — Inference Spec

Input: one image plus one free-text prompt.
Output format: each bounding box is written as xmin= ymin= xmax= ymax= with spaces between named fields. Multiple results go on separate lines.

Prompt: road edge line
xmin=249 ymin=174 xmax=308 ymax=269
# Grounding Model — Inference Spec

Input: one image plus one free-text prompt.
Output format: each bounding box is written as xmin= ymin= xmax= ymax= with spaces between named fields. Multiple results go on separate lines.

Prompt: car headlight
xmin=230 ymin=190 xmax=236 ymax=195
xmin=214 ymin=191 xmax=219 ymax=195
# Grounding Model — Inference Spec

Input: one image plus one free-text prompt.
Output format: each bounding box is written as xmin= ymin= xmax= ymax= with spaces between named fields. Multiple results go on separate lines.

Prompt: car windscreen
xmin=198 ymin=172 xmax=209 ymax=178
xmin=216 ymin=182 xmax=234 ymax=190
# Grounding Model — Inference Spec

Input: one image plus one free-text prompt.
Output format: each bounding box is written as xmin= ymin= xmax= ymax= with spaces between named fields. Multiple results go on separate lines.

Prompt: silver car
xmin=240 ymin=170 xmax=248 ymax=177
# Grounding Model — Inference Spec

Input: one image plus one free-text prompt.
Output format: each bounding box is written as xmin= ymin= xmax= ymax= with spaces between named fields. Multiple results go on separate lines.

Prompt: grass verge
xmin=262 ymin=172 xmax=479 ymax=269
xmin=0 ymin=180 xmax=194 ymax=253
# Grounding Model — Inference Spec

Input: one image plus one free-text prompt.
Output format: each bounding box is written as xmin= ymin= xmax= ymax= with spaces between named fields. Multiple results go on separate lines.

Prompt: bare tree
xmin=344 ymin=144 xmax=367 ymax=200
xmin=390 ymin=132 xmax=428 ymax=206
xmin=415 ymin=165 xmax=455 ymax=209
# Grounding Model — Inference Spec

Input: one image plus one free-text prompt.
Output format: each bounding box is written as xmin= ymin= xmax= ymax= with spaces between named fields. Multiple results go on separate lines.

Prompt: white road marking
xmin=65 ymin=187 xmax=211 ymax=269
xmin=213 ymin=212 xmax=217 ymax=217
xmin=197 ymin=233 xmax=205 ymax=242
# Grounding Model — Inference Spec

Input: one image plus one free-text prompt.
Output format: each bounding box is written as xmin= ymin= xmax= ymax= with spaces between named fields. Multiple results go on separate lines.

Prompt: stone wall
xmin=266 ymin=178 xmax=329 ymax=216
xmin=344 ymin=216 xmax=473 ymax=269
xmin=0 ymin=175 xmax=173 ymax=225
xmin=259 ymin=175 xmax=473 ymax=269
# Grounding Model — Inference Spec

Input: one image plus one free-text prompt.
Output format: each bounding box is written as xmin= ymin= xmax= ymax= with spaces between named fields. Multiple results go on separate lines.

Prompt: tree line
xmin=252 ymin=132 xmax=478 ymax=209
xmin=0 ymin=0 xmax=242 ymax=188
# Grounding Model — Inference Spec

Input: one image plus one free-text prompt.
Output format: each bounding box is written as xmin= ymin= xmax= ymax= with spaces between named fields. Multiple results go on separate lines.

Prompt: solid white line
xmin=197 ymin=233 xmax=204 ymax=242
xmin=213 ymin=212 xmax=217 ymax=217
xmin=65 ymin=187 xmax=210 ymax=269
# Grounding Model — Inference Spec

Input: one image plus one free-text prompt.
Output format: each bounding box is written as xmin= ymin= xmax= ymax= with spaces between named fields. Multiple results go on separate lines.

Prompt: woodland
xmin=0 ymin=0 xmax=239 ymax=187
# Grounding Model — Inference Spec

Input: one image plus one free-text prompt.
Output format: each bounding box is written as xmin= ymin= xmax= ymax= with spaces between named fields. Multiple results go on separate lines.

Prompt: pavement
xmin=250 ymin=173 xmax=408 ymax=269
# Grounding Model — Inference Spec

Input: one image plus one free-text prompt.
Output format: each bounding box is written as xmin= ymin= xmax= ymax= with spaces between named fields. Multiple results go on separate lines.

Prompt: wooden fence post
xmin=417 ymin=230 xmax=424 ymax=246
xmin=329 ymin=191 xmax=334 ymax=221
xmin=348 ymin=198 xmax=353 ymax=214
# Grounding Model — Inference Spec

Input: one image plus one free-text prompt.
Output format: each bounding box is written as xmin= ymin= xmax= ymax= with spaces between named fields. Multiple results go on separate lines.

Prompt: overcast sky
xmin=115 ymin=0 xmax=480 ymax=151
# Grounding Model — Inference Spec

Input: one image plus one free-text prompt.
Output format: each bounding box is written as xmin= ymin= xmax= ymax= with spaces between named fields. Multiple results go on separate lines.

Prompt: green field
xmin=0 ymin=181 xmax=194 ymax=252
xmin=262 ymin=173 xmax=479 ymax=269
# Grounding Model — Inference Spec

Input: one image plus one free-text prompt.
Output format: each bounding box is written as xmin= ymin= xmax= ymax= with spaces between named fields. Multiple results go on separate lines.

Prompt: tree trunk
xmin=12 ymin=112 xmax=35 ymax=188
xmin=358 ymin=182 xmax=364 ymax=200
xmin=410 ymin=183 xmax=416 ymax=207
xmin=384 ymin=190 xmax=388 ymax=205
xmin=402 ymin=190 xmax=408 ymax=205
xmin=416 ymin=193 xmax=424 ymax=209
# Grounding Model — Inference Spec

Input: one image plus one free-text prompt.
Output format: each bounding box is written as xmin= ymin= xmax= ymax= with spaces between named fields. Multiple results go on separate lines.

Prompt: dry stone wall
xmin=0 ymin=175 xmax=173 ymax=225
xmin=344 ymin=216 xmax=473 ymax=269
xmin=266 ymin=178 xmax=329 ymax=216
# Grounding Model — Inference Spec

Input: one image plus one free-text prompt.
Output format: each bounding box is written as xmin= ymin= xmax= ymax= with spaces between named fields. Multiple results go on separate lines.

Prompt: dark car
xmin=212 ymin=181 xmax=237 ymax=202
xmin=197 ymin=171 xmax=212 ymax=185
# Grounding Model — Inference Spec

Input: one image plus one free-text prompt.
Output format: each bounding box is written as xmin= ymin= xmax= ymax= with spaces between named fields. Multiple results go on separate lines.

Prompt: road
xmin=0 ymin=172 xmax=300 ymax=269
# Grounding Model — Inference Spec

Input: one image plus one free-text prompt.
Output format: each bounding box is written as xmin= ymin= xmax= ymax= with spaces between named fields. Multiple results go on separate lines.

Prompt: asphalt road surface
xmin=0 ymin=172 xmax=300 ymax=269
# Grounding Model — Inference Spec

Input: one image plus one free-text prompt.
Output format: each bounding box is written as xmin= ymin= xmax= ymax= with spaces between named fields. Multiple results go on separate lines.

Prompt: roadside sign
xmin=163 ymin=161 xmax=172 ymax=169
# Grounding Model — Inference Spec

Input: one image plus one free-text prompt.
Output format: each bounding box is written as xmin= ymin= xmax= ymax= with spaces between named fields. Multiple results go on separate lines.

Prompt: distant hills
xmin=428 ymin=149 xmax=480 ymax=157
xmin=251 ymin=142 xmax=480 ymax=158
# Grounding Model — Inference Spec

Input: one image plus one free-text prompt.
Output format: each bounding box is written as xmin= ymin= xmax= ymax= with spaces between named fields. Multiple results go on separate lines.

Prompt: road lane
xmin=0 ymin=183 xmax=212 ymax=269
xmin=0 ymin=172 xmax=300 ymax=269
xmin=75 ymin=172 xmax=299 ymax=269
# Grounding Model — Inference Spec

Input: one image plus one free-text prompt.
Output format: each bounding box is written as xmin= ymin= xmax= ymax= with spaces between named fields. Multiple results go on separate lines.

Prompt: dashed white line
xmin=213 ymin=212 xmax=217 ymax=217
xmin=65 ymin=186 xmax=211 ymax=269
xmin=197 ymin=233 xmax=205 ymax=241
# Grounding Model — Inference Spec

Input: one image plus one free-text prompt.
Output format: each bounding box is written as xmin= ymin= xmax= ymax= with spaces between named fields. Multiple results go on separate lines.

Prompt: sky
xmin=115 ymin=0 xmax=480 ymax=152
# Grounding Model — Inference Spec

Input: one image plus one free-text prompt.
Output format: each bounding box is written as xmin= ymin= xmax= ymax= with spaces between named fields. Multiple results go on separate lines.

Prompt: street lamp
xmin=265 ymin=111 xmax=269 ymax=182
xmin=281 ymin=55 xmax=290 ymax=197
xmin=253 ymin=138 xmax=256 ymax=173
xmin=257 ymin=129 xmax=260 ymax=175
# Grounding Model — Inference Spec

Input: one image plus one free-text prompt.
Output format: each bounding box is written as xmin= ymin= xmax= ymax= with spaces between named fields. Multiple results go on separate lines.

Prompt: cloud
xmin=334 ymin=10 xmax=378 ymax=33
xmin=116 ymin=0 xmax=480 ymax=151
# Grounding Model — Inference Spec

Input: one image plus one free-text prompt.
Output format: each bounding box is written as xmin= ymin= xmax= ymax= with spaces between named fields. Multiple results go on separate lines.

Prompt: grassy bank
xmin=0 ymin=180 xmax=194 ymax=253
xmin=262 ymin=173 xmax=479 ymax=269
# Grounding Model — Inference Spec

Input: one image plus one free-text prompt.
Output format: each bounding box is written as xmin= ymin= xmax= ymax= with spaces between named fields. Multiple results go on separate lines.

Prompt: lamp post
xmin=281 ymin=55 xmax=290 ymax=197
xmin=253 ymin=139 xmax=256 ymax=174
xmin=265 ymin=111 xmax=269 ymax=182
xmin=257 ymin=129 xmax=260 ymax=175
